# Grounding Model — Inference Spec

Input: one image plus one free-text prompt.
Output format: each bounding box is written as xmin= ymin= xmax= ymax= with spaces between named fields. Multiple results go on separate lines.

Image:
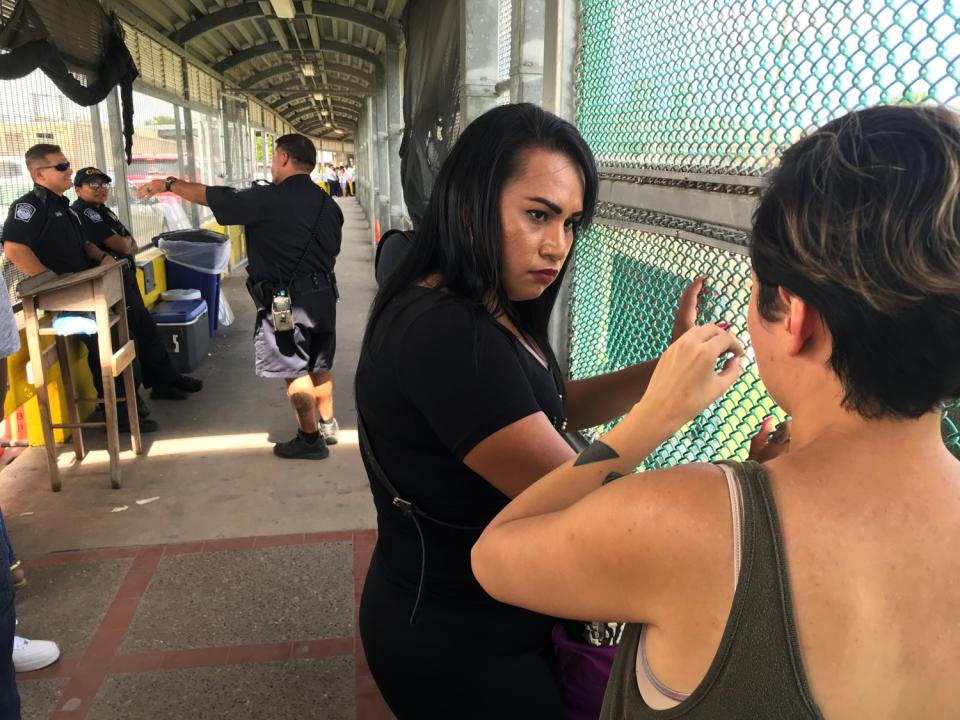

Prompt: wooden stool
xmin=18 ymin=263 xmax=142 ymax=491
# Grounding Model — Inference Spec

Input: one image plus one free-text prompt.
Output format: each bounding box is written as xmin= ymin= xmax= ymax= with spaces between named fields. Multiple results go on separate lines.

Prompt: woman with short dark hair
xmin=356 ymin=102 xmax=703 ymax=718
xmin=473 ymin=104 xmax=960 ymax=719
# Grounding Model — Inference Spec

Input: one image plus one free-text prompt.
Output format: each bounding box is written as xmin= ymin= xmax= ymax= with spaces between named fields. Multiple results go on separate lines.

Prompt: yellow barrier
xmin=135 ymin=247 xmax=167 ymax=308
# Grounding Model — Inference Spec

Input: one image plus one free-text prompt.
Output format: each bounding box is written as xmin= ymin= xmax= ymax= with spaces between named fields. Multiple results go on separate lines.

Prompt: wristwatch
xmin=164 ymin=176 xmax=177 ymax=192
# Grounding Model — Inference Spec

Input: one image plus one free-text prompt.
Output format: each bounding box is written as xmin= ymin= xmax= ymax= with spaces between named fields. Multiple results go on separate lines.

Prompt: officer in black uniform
xmin=1 ymin=145 xmax=197 ymax=433
xmin=71 ymin=166 xmax=202 ymax=403
xmin=137 ymin=133 xmax=343 ymax=460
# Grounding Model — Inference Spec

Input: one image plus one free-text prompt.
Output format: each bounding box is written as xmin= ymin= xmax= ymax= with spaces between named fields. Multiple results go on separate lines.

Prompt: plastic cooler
xmin=153 ymin=229 xmax=230 ymax=337
xmin=149 ymin=299 xmax=209 ymax=373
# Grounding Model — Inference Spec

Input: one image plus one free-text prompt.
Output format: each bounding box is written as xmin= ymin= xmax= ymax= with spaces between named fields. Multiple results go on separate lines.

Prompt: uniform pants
xmin=82 ymin=265 xmax=179 ymax=398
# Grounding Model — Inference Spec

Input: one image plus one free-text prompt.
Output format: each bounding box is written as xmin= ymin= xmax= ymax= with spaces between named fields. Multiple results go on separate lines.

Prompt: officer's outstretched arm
xmin=3 ymin=241 xmax=49 ymax=277
xmin=137 ymin=178 xmax=208 ymax=207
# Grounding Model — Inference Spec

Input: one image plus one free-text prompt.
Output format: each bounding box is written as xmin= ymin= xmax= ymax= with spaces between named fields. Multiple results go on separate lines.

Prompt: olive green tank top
xmin=600 ymin=461 xmax=826 ymax=719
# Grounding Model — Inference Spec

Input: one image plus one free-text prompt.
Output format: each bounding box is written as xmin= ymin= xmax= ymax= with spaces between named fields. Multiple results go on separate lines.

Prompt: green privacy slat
xmin=572 ymin=0 xmax=960 ymax=462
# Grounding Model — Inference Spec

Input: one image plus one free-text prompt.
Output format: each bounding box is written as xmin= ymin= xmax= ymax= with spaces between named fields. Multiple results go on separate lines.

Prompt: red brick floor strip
xmin=46 ymin=546 xmax=165 ymax=718
xmin=18 ymin=531 xmax=387 ymax=719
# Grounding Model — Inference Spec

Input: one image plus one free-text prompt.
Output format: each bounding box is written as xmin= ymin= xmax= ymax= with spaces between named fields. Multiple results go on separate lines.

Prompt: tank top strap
xmin=599 ymin=461 xmax=825 ymax=719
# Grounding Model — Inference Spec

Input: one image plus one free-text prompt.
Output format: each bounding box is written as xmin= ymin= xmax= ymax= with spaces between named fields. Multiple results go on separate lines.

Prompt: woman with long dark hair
xmin=474 ymin=105 xmax=960 ymax=719
xmin=356 ymin=103 xmax=702 ymax=717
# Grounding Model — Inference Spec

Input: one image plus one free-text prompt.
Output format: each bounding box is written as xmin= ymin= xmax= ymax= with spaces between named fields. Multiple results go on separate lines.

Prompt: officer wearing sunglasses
xmin=1 ymin=144 xmax=105 ymax=276
xmin=2 ymin=146 xmax=199 ymax=433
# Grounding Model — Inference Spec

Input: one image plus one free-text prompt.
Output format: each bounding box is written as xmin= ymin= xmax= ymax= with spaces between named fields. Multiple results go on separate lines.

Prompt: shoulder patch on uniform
xmin=14 ymin=203 xmax=35 ymax=222
xmin=83 ymin=208 xmax=103 ymax=222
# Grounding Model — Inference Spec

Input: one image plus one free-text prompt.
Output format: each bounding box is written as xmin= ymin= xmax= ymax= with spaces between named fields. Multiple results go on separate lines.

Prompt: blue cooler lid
xmin=149 ymin=299 xmax=208 ymax=324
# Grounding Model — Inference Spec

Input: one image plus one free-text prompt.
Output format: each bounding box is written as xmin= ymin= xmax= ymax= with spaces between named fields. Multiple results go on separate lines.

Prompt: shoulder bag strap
xmin=284 ymin=189 xmax=330 ymax=288
xmin=357 ymin=411 xmax=483 ymax=624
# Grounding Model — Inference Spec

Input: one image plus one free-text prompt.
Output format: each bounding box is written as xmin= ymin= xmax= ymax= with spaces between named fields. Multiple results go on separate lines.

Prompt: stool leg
xmin=95 ymin=297 xmax=121 ymax=489
xmin=55 ymin=336 xmax=85 ymax=461
xmin=114 ymin=297 xmax=141 ymax=455
xmin=22 ymin=299 xmax=60 ymax=492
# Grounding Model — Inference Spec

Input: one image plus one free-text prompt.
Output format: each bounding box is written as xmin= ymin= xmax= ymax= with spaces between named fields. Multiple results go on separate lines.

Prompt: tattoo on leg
xmin=602 ymin=472 xmax=625 ymax=485
xmin=573 ymin=440 xmax=620 ymax=467
xmin=290 ymin=393 xmax=314 ymax=423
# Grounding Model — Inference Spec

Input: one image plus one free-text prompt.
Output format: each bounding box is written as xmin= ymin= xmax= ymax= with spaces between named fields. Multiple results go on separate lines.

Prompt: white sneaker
xmin=13 ymin=636 xmax=60 ymax=673
xmin=319 ymin=417 xmax=339 ymax=446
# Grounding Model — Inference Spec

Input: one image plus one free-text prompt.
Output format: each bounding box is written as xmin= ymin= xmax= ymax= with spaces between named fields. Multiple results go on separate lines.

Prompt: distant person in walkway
xmin=355 ymin=103 xmax=703 ymax=719
xmin=138 ymin=134 xmax=343 ymax=459
xmin=2 ymin=145 xmax=202 ymax=434
xmin=473 ymin=105 xmax=960 ymax=719
xmin=325 ymin=164 xmax=340 ymax=196
xmin=345 ymin=165 xmax=355 ymax=196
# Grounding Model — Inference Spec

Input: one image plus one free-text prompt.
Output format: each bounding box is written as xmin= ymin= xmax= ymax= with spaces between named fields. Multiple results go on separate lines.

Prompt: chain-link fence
xmin=577 ymin=0 xmax=960 ymax=175
xmin=571 ymin=0 xmax=960 ymax=464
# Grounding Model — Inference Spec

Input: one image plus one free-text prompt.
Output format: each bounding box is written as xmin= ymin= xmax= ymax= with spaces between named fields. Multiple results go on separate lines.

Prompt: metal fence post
xmin=104 ymin=88 xmax=133 ymax=232
xmin=385 ymin=39 xmax=406 ymax=231
xmin=542 ymin=0 xmax=580 ymax=375
xmin=459 ymin=0 xmax=499 ymax=125
xmin=510 ymin=0 xmax=545 ymax=104
xmin=375 ymin=75 xmax=391 ymax=236
xmin=542 ymin=0 xmax=578 ymax=122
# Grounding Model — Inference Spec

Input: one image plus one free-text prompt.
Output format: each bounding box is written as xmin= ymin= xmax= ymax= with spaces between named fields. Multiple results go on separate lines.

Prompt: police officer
xmin=71 ymin=166 xmax=203 ymax=403
xmin=137 ymin=134 xmax=343 ymax=460
xmin=1 ymin=145 xmax=195 ymax=433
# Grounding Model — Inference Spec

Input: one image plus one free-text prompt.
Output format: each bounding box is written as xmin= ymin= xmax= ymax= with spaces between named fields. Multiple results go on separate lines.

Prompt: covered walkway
xmin=0 ymin=198 xmax=389 ymax=719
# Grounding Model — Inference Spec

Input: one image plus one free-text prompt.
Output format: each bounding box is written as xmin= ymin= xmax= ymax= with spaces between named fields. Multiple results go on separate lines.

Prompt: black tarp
xmin=0 ymin=0 xmax=138 ymax=162
xmin=399 ymin=0 xmax=461 ymax=229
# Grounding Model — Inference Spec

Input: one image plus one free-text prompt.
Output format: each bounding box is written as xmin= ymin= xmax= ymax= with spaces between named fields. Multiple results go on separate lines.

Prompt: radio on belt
xmin=271 ymin=289 xmax=294 ymax=332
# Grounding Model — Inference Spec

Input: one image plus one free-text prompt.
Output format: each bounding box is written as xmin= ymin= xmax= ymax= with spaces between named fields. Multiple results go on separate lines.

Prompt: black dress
xmin=356 ymin=287 xmax=567 ymax=719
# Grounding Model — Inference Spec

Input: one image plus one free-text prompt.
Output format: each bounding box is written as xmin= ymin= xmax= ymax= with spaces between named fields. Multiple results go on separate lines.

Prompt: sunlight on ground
xmin=56 ymin=428 xmax=360 ymax=468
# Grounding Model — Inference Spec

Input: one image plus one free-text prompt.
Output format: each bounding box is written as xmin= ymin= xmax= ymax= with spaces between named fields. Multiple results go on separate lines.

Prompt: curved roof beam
xmin=242 ymin=63 xmax=374 ymax=89
xmin=302 ymin=125 xmax=352 ymax=140
xmin=284 ymin=103 xmax=360 ymax=124
xmin=289 ymin=106 xmax=359 ymax=125
xmin=214 ymin=41 xmax=382 ymax=76
xmin=272 ymin=95 xmax=363 ymax=115
xmin=170 ymin=3 xmax=401 ymax=46
xmin=248 ymin=80 xmax=373 ymax=98
xmin=277 ymin=94 xmax=361 ymax=113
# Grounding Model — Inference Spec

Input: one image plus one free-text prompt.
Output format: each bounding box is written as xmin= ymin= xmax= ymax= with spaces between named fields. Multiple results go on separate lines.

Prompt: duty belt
xmin=264 ymin=271 xmax=338 ymax=299
xmin=247 ymin=271 xmax=339 ymax=310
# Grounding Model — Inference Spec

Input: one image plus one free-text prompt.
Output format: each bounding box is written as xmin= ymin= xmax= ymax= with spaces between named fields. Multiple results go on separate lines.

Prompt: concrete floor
xmin=0 ymin=198 xmax=391 ymax=719
xmin=0 ymin=197 xmax=378 ymax=557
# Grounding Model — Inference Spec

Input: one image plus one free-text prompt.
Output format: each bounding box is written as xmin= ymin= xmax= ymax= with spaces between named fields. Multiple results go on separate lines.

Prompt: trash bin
xmin=153 ymin=229 xmax=230 ymax=337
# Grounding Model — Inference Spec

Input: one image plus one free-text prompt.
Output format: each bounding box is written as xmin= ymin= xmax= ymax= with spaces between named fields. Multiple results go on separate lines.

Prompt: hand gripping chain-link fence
xmin=569 ymin=219 xmax=786 ymax=469
xmin=570 ymin=0 xmax=960 ymax=465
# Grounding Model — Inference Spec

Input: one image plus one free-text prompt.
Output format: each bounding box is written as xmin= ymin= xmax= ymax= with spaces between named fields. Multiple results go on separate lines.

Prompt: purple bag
xmin=552 ymin=622 xmax=620 ymax=720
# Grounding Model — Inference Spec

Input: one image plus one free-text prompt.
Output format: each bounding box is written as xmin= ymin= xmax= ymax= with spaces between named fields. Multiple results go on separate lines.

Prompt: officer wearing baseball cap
xmin=72 ymin=166 xmax=203 ymax=412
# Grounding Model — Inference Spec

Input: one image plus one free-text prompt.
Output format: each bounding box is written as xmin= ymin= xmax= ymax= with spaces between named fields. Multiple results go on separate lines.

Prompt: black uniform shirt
xmin=71 ymin=199 xmax=133 ymax=260
xmin=2 ymin=185 xmax=91 ymax=274
xmin=206 ymin=174 xmax=343 ymax=283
